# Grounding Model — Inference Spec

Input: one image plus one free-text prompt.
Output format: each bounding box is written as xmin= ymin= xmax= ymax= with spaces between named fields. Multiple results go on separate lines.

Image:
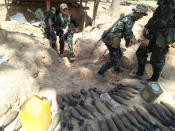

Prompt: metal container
xmin=141 ymin=82 xmax=163 ymax=103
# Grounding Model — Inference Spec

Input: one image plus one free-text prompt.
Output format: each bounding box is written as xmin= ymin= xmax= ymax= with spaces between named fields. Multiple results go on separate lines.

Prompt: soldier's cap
xmin=60 ymin=3 xmax=68 ymax=10
xmin=133 ymin=4 xmax=148 ymax=16
xmin=51 ymin=7 xmax=56 ymax=12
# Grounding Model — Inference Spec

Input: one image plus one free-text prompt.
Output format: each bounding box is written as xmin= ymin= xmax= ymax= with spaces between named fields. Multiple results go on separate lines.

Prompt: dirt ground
xmin=0 ymin=0 xmax=175 ymax=131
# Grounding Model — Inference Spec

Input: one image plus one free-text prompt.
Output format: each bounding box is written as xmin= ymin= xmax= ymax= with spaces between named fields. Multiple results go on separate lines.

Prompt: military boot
xmin=59 ymin=53 xmax=64 ymax=58
xmin=141 ymin=72 xmax=159 ymax=85
xmin=130 ymin=64 xmax=145 ymax=79
xmin=96 ymin=72 xmax=107 ymax=82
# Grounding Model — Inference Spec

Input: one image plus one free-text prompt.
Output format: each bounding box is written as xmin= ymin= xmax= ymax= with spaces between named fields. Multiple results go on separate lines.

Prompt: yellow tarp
xmin=19 ymin=94 xmax=51 ymax=131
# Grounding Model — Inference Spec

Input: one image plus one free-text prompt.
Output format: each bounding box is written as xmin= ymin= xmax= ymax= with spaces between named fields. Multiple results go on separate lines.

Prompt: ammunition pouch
xmin=166 ymin=28 xmax=175 ymax=44
xmin=102 ymin=32 xmax=121 ymax=48
xmin=156 ymin=28 xmax=175 ymax=48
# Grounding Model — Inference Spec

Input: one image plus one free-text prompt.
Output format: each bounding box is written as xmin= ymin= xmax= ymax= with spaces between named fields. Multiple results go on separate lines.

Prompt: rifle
xmin=89 ymin=15 xmax=125 ymax=58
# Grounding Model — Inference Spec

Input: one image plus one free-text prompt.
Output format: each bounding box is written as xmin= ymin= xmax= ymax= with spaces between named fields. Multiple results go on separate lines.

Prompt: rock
xmin=0 ymin=30 xmax=56 ymax=118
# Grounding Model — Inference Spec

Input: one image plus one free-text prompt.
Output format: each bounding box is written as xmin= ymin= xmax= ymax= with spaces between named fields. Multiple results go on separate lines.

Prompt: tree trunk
xmin=109 ymin=0 xmax=120 ymax=17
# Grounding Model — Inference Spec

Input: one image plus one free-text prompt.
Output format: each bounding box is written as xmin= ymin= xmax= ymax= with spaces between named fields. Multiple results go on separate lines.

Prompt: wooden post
xmin=83 ymin=1 xmax=88 ymax=32
xmin=92 ymin=0 xmax=99 ymax=25
xmin=80 ymin=0 xmax=83 ymax=6
xmin=46 ymin=1 xmax=50 ymax=11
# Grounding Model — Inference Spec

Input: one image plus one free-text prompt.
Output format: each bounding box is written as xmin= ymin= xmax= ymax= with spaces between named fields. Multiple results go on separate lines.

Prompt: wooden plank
xmin=46 ymin=1 xmax=50 ymax=11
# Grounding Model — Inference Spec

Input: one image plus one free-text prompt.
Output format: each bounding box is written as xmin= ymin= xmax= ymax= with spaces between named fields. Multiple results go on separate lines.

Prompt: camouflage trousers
xmin=98 ymin=45 xmax=122 ymax=74
xmin=59 ymin=32 xmax=73 ymax=55
xmin=44 ymin=26 xmax=57 ymax=49
xmin=136 ymin=38 xmax=169 ymax=79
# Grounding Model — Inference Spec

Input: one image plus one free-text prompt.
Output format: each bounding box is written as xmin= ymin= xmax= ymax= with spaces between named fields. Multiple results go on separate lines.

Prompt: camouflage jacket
xmin=44 ymin=10 xmax=55 ymax=26
xmin=113 ymin=13 xmax=138 ymax=46
xmin=54 ymin=13 xmax=78 ymax=34
xmin=145 ymin=4 xmax=175 ymax=39
xmin=145 ymin=3 xmax=175 ymax=47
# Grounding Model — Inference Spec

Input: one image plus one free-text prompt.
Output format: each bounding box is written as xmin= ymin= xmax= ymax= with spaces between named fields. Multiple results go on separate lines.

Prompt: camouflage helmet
xmin=51 ymin=7 xmax=56 ymax=13
xmin=133 ymin=4 xmax=148 ymax=16
xmin=60 ymin=3 xmax=68 ymax=10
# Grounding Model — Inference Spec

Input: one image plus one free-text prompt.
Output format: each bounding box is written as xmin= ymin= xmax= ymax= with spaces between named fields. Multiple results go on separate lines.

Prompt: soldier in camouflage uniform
xmin=55 ymin=3 xmax=79 ymax=61
xmin=134 ymin=0 xmax=175 ymax=84
xmin=96 ymin=4 xmax=148 ymax=81
xmin=44 ymin=7 xmax=57 ymax=51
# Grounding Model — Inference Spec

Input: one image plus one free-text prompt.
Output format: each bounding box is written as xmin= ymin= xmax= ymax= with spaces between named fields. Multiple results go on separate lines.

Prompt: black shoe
xmin=96 ymin=72 xmax=107 ymax=82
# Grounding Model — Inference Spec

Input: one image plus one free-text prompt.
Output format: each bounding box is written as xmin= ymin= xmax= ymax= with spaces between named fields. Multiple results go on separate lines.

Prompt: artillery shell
xmin=70 ymin=108 xmax=81 ymax=120
xmin=121 ymin=87 xmax=140 ymax=94
xmin=117 ymin=90 xmax=135 ymax=97
xmin=3 ymin=111 xmax=18 ymax=128
xmin=83 ymin=104 xmax=98 ymax=117
xmin=106 ymin=118 xmax=119 ymax=131
xmin=63 ymin=108 xmax=71 ymax=122
xmin=80 ymin=89 xmax=88 ymax=97
xmin=93 ymin=102 xmax=105 ymax=115
xmin=56 ymin=94 xmax=63 ymax=106
xmin=125 ymin=84 xmax=141 ymax=90
xmin=135 ymin=106 xmax=156 ymax=125
xmin=160 ymin=101 xmax=175 ymax=116
xmin=145 ymin=104 xmax=161 ymax=119
xmin=104 ymin=102 xmax=115 ymax=112
xmin=153 ymin=103 xmax=173 ymax=123
xmin=66 ymin=93 xmax=78 ymax=106
xmin=119 ymin=113 xmax=135 ymax=130
xmin=135 ymin=106 xmax=170 ymax=131
xmin=98 ymin=120 xmax=110 ymax=131
xmin=62 ymin=94 xmax=70 ymax=103
xmin=112 ymin=115 xmax=128 ymax=131
xmin=123 ymin=112 xmax=144 ymax=131
xmin=145 ymin=104 xmax=169 ymax=126
xmin=75 ymin=106 xmax=95 ymax=119
xmin=160 ymin=103 xmax=175 ymax=121
xmin=114 ymin=92 xmax=131 ymax=100
xmin=51 ymin=112 xmax=61 ymax=131
xmin=60 ymin=110 xmax=66 ymax=130
xmin=89 ymin=89 xmax=99 ymax=99
xmin=84 ymin=104 xmax=95 ymax=112
xmin=67 ymin=122 xmax=74 ymax=130
xmin=111 ymin=95 xmax=127 ymax=105
xmin=128 ymin=109 xmax=155 ymax=130
xmin=71 ymin=91 xmax=81 ymax=99
xmin=86 ymin=123 xmax=94 ymax=131
xmin=66 ymin=93 xmax=74 ymax=101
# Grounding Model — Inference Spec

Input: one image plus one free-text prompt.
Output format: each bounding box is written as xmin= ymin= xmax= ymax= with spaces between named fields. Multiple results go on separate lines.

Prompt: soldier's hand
xmin=128 ymin=38 xmax=136 ymax=47
xmin=63 ymin=26 xmax=68 ymax=34
xmin=142 ymin=27 xmax=148 ymax=36
xmin=130 ymin=38 xmax=137 ymax=44
xmin=141 ymin=39 xmax=150 ymax=46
